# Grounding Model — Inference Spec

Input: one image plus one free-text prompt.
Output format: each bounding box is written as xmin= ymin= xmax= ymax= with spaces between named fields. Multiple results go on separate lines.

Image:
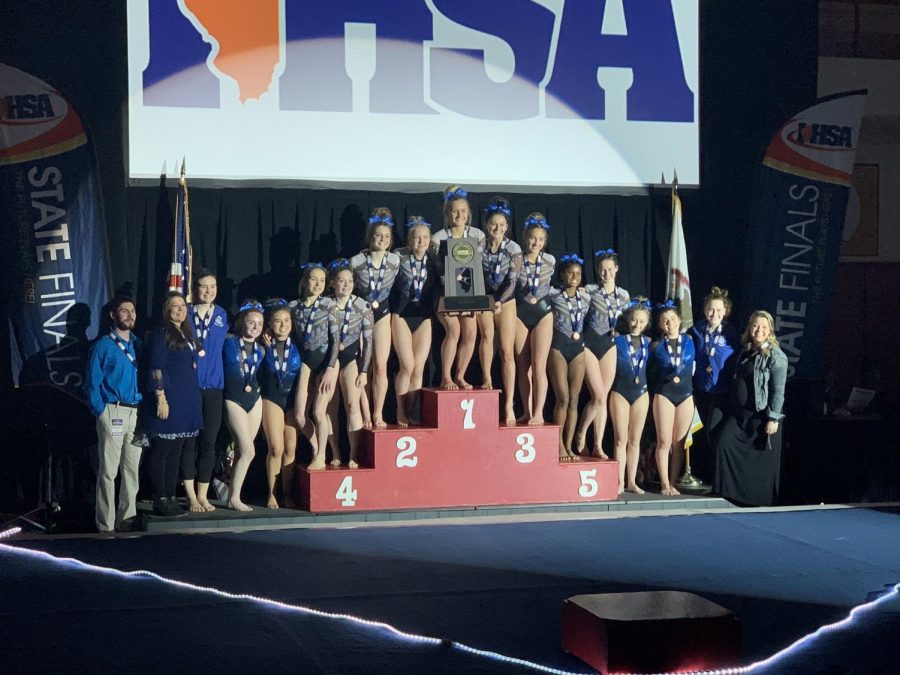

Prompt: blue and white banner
xmin=126 ymin=0 xmax=699 ymax=190
xmin=1 ymin=63 xmax=111 ymax=397
xmin=744 ymin=90 xmax=867 ymax=378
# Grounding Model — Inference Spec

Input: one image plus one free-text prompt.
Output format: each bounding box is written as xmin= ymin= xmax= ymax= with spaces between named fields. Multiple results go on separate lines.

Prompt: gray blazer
xmin=745 ymin=345 xmax=788 ymax=421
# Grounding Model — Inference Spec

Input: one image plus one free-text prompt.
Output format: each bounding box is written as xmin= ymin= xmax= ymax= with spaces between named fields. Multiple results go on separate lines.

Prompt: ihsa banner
xmin=744 ymin=90 xmax=866 ymax=379
xmin=0 ymin=63 xmax=111 ymax=397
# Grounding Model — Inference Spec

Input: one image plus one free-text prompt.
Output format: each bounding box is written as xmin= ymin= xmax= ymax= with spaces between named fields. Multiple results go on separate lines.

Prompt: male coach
xmin=84 ymin=296 xmax=143 ymax=532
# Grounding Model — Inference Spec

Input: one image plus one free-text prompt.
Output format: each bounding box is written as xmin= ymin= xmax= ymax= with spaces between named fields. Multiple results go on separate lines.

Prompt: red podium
xmin=297 ymin=388 xmax=618 ymax=512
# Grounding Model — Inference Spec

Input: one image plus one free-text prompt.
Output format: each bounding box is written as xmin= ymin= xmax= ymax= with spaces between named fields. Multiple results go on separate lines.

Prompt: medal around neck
xmin=438 ymin=237 xmax=492 ymax=313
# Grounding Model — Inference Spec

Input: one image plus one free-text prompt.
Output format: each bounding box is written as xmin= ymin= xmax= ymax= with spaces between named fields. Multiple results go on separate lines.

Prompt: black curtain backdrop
xmin=0 ymin=0 xmax=818 ymax=367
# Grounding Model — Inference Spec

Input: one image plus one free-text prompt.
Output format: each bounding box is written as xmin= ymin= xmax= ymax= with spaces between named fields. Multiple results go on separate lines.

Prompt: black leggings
xmin=151 ymin=436 xmax=196 ymax=499
xmin=184 ymin=389 xmax=222 ymax=482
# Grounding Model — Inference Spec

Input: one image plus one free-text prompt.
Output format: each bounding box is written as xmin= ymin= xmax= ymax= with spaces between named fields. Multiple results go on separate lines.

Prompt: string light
xmin=2 ymin=531 xmax=895 ymax=675
xmin=0 ymin=539 xmax=589 ymax=674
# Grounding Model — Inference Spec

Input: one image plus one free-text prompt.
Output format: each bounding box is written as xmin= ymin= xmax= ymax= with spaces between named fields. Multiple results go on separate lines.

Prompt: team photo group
xmin=86 ymin=185 xmax=788 ymax=531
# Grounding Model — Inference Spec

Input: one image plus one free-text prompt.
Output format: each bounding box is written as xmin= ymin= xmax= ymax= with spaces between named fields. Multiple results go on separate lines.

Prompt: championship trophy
xmin=438 ymin=237 xmax=493 ymax=313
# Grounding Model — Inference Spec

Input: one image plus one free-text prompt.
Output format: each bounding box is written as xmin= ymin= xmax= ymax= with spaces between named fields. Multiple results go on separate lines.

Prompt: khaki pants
xmin=95 ymin=404 xmax=141 ymax=531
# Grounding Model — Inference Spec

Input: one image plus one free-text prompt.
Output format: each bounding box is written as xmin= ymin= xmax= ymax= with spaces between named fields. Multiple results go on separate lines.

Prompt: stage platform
xmin=138 ymin=491 xmax=737 ymax=533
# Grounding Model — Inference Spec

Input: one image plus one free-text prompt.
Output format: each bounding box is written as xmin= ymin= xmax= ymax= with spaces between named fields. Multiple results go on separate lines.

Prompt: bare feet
xmin=442 ymin=379 xmax=459 ymax=391
xmin=591 ymin=448 xmax=610 ymax=460
xmin=625 ymin=483 xmax=645 ymax=495
xmin=396 ymin=409 xmax=410 ymax=428
xmin=573 ymin=433 xmax=586 ymax=455
xmin=267 ymin=495 xmax=279 ymax=509
xmin=348 ymin=459 xmax=359 ymax=469
xmin=617 ymin=481 xmax=625 ymax=495
xmin=308 ymin=457 xmax=326 ymax=471
xmin=329 ymin=459 xmax=342 ymax=468
xmin=199 ymin=500 xmax=216 ymax=512
xmin=188 ymin=500 xmax=205 ymax=513
xmin=516 ymin=414 xmax=530 ymax=425
xmin=456 ymin=377 xmax=473 ymax=390
xmin=227 ymin=499 xmax=253 ymax=512
xmin=362 ymin=418 xmax=373 ymax=430
xmin=373 ymin=417 xmax=387 ymax=429
xmin=480 ymin=379 xmax=492 ymax=390
xmin=504 ymin=415 xmax=517 ymax=426
xmin=528 ymin=416 xmax=544 ymax=426
xmin=660 ymin=485 xmax=681 ymax=496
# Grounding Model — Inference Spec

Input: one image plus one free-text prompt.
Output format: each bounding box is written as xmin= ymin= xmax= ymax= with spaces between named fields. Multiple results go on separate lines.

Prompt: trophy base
xmin=439 ymin=295 xmax=494 ymax=313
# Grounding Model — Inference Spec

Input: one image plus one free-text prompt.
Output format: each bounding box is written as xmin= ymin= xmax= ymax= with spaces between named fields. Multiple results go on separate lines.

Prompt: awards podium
xmin=297 ymin=388 xmax=618 ymax=512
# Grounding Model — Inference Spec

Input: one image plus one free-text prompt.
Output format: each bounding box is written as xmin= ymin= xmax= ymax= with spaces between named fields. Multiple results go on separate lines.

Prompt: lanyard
xmin=447 ymin=225 xmax=470 ymax=240
xmin=565 ymin=292 xmax=584 ymax=336
xmin=109 ymin=332 xmax=136 ymax=367
xmin=525 ymin=256 xmax=542 ymax=296
xmin=627 ymin=335 xmax=648 ymax=384
xmin=269 ymin=337 xmax=292 ymax=385
xmin=192 ymin=305 xmax=213 ymax=345
xmin=665 ymin=335 xmax=684 ymax=372
xmin=301 ymin=296 xmax=322 ymax=339
xmin=486 ymin=239 xmax=508 ymax=282
xmin=705 ymin=323 xmax=723 ymax=358
xmin=365 ymin=253 xmax=386 ymax=303
xmin=410 ymin=255 xmax=427 ymax=302
xmin=601 ymin=287 xmax=621 ymax=331
xmin=240 ymin=340 xmax=261 ymax=389
xmin=339 ymin=297 xmax=354 ymax=344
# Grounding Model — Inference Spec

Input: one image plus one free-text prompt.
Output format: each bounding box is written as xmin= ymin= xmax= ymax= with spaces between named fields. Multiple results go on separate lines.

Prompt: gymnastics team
xmin=141 ymin=185 xmax=788 ymax=514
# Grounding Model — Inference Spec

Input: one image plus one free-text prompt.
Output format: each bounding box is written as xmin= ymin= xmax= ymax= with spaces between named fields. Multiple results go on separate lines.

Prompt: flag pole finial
xmin=672 ymin=167 xmax=679 ymax=190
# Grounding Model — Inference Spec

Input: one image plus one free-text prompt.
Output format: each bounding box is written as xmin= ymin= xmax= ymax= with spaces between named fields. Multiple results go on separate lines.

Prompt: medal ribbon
xmin=365 ymin=253 xmax=387 ymax=304
xmin=240 ymin=340 xmax=261 ymax=390
xmin=192 ymin=306 xmax=213 ymax=349
xmin=565 ymin=292 xmax=584 ymax=336
xmin=525 ymin=256 xmax=542 ymax=297
xmin=666 ymin=335 xmax=684 ymax=375
xmin=339 ymin=297 xmax=354 ymax=344
xmin=601 ymin=287 xmax=621 ymax=333
xmin=627 ymin=335 xmax=648 ymax=382
xmin=109 ymin=332 xmax=137 ymax=368
xmin=486 ymin=239 xmax=508 ymax=285
xmin=301 ymin=296 xmax=322 ymax=344
xmin=705 ymin=323 xmax=722 ymax=359
xmin=411 ymin=255 xmax=427 ymax=302
xmin=270 ymin=337 xmax=292 ymax=386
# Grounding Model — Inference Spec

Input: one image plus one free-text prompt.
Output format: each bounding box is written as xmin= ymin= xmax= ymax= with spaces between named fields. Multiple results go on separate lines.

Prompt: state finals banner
xmin=0 ymin=63 xmax=111 ymax=398
xmin=744 ymin=90 xmax=866 ymax=379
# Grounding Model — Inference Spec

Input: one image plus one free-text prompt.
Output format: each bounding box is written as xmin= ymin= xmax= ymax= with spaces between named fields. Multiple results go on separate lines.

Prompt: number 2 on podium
xmin=460 ymin=398 xmax=475 ymax=429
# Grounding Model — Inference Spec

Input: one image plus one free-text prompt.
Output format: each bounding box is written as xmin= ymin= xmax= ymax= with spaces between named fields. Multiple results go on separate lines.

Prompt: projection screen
xmin=126 ymin=0 xmax=699 ymax=192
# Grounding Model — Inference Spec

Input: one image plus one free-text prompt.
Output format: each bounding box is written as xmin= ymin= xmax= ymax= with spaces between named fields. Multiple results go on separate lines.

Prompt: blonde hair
xmin=405 ymin=216 xmax=432 ymax=248
xmin=741 ymin=310 xmax=779 ymax=350
xmin=442 ymin=184 xmax=471 ymax=229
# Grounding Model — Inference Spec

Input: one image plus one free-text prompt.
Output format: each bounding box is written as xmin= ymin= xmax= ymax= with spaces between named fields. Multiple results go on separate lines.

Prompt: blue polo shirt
xmin=189 ymin=303 xmax=229 ymax=390
xmin=84 ymin=332 xmax=142 ymax=417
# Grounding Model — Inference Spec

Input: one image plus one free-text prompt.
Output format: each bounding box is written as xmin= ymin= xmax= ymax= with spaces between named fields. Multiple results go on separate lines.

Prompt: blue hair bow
xmin=524 ymin=216 xmax=550 ymax=230
xmin=627 ymin=299 xmax=652 ymax=310
xmin=559 ymin=253 xmax=584 ymax=266
xmin=405 ymin=217 xmax=432 ymax=230
xmin=594 ymin=248 xmax=617 ymax=257
xmin=328 ymin=258 xmax=350 ymax=271
xmin=444 ymin=187 xmax=468 ymax=201
xmin=300 ymin=262 xmax=324 ymax=272
xmin=265 ymin=298 xmax=288 ymax=308
xmin=484 ymin=203 xmax=512 ymax=217
xmin=368 ymin=215 xmax=395 ymax=227
xmin=239 ymin=301 xmax=264 ymax=313
xmin=655 ymin=299 xmax=677 ymax=311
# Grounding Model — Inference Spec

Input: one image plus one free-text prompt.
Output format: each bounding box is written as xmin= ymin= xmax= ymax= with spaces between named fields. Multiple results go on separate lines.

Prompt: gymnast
xmin=390 ymin=217 xmax=441 ymax=426
xmin=476 ymin=196 xmax=521 ymax=424
xmin=648 ymin=301 xmax=696 ymax=496
xmin=608 ymin=299 xmax=652 ymax=494
xmin=431 ymin=185 xmax=485 ymax=390
xmin=547 ymin=254 xmax=590 ymax=459
xmin=310 ymin=261 xmax=373 ymax=469
xmin=574 ymin=249 xmax=630 ymax=459
xmin=290 ymin=263 xmax=338 ymax=465
xmin=259 ymin=300 xmax=302 ymax=508
xmin=222 ymin=301 xmax=265 ymax=511
xmin=513 ymin=213 xmax=555 ymax=425
xmin=350 ymin=208 xmax=400 ymax=428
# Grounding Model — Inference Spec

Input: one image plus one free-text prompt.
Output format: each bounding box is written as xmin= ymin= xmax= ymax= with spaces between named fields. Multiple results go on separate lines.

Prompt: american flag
xmin=167 ymin=159 xmax=192 ymax=301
